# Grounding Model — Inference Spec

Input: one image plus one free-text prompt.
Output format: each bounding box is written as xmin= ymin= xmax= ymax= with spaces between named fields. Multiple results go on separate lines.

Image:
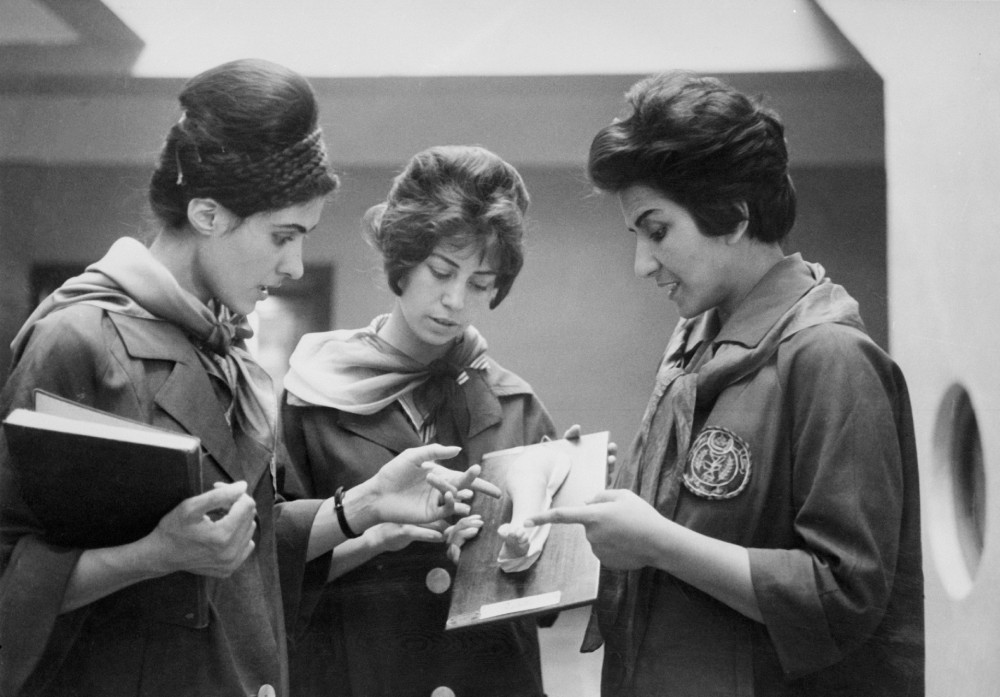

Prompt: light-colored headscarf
xmin=12 ymin=236 xmax=277 ymax=450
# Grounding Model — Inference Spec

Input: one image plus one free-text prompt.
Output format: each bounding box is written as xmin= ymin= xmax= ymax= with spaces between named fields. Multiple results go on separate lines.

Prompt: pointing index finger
xmin=524 ymin=505 xmax=590 ymax=528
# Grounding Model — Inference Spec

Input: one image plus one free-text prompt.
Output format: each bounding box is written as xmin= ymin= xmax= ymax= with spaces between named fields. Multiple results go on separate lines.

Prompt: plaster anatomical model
xmin=497 ymin=448 xmax=571 ymax=572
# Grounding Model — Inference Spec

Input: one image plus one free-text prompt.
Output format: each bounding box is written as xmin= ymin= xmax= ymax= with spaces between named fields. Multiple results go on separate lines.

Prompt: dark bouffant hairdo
xmin=588 ymin=71 xmax=796 ymax=243
xmin=363 ymin=145 xmax=529 ymax=310
xmin=149 ymin=58 xmax=339 ymax=229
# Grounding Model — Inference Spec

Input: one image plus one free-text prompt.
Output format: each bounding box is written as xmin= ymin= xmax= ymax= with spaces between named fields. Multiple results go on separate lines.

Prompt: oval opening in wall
xmin=930 ymin=383 xmax=986 ymax=599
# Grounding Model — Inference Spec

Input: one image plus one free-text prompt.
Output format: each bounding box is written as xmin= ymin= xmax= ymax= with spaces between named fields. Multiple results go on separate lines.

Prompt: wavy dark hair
xmin=363 ymin=145 xmax=529 ymax=309
xmin=588 ymin=71 xmax=796 ymax=243
xmin=149 ymin=58 xmax=339 ymax=230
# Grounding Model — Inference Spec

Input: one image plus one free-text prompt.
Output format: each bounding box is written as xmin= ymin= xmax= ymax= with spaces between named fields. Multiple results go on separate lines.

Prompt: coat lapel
xmin=108 ymin=313 xmax=246 ymax=483
xmin=336 ymin=406 xmax=421 ymax=454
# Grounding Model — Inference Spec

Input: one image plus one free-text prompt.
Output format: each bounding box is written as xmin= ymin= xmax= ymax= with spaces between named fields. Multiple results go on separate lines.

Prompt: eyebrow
xmin=633 ymin=209 xmax=656 ymax=229
xmin=430 ymin=252 xmax=498 ymax=275
xmin=275 ymin=223 xmax=314 ymax=234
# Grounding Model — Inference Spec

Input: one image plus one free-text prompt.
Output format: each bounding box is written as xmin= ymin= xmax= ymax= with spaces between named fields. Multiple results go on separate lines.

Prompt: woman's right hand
xmin=148 ymin=481 xmax=257 ymax=578
xmin=60 ymin=481 xmax=257 ymax=613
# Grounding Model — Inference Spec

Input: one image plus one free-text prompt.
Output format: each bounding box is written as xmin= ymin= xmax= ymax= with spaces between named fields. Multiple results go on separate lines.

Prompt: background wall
xmin=0 ymin=161 xmax=886 ymax=455
xmin=817 ymin=3 xmax=1000 ymax=696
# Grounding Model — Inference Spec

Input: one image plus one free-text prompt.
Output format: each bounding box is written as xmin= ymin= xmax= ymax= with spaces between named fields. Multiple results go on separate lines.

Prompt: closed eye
xmin=272 ymin=233 xmax=299 ymax=247
xmin=646 ymin=224 xmax=668 ymax=243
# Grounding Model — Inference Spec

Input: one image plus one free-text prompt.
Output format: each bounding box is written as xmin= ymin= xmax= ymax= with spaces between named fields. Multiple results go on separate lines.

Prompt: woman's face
xmin=194 ymin=197 xmax=326 ymax=315
xmin=618 ymin=184 xmax=740 ymax=319
xmin=396 ymin=242 xmax=498 ymax=350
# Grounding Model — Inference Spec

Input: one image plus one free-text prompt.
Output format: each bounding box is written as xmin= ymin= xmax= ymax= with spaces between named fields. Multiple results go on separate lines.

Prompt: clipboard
xmin=446 ymin=431 xmax=608 ymax=630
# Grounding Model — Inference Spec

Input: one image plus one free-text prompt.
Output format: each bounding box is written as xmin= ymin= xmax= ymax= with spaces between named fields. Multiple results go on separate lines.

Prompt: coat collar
xmin=711 ymin=254 xmax=820 ymax=349
xmin=108 ymin=313 xmax=268 ymax=487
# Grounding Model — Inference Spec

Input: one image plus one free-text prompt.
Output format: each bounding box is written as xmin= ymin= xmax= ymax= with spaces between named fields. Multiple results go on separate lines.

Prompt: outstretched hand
xmin=524 ymin=489 xmax=662 ymax=570
xmin=369 ymin=444 xmax=501 ymax=526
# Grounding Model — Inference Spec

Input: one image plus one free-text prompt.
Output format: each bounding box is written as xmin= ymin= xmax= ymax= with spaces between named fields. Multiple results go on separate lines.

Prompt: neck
xmin=717 ymin=242 xmax=785 ymax=324
xmin=149 ymin=229 xmax=209 ymax=304
xmin=379 ymin=303 xmax=452 ymax=364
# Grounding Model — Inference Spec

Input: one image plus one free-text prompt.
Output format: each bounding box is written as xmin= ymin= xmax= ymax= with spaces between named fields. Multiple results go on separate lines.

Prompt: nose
xmin=634 ymin=236 xmax=660 ymax=279
xmin=441 ymin=279 xmax=465 ymax=311
xmin=278 ymin=238 xmax=305 ymax=281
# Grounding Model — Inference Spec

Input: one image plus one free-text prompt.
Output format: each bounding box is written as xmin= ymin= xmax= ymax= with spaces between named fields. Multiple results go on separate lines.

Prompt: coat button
xmin=257 ymin=685 xmax=276 ymax=697
xmin=426 ymin=567 xmax=451 ymax=594
xmin=431 ymin=687 xmax=455 ymax=697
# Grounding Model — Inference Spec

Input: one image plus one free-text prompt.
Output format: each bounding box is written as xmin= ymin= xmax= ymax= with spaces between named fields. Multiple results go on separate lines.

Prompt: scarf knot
xmin=12 ymin=237 xmax=278 ymax=455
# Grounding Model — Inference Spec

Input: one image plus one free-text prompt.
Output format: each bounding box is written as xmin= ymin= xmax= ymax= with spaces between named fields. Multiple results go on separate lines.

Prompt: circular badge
xmin=683 ymin=427 xmax=752 ymax=500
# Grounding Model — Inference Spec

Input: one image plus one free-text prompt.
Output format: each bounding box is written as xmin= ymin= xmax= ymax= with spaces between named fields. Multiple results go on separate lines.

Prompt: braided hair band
xmin=176 ymin=127 xmax=333 ymax=210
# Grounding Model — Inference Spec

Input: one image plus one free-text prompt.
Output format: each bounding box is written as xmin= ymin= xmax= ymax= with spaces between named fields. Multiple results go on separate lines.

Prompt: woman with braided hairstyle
xmin=0 ymin=60 xmax=493 ymax=697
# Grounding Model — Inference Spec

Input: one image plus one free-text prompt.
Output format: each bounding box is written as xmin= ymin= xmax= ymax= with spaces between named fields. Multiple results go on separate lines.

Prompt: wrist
xmin=123 ymin=532 xmax=173 ymax=579
xmin=340 ymin=482 xmax=381 ymax=535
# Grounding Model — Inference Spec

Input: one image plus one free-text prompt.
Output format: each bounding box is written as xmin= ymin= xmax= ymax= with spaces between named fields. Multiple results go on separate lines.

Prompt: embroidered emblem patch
xmin=683 ymin=427 xmax=752 ymax=500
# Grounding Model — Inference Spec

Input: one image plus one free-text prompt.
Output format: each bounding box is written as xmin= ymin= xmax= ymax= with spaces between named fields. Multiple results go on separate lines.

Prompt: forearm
xmin=326 ymin=533 xmax=384 ymax=581
xmin=61 ymin=537 xmax=167 ymax=614
xmin=646 ymin=518 xmax=763 ymax=623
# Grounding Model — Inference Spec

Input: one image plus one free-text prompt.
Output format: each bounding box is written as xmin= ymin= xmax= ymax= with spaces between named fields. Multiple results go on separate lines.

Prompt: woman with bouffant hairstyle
xmin=0 ymin=61 xmax=490 ymax=697
xmin=281 ymin=145 xmax=564 ymax=697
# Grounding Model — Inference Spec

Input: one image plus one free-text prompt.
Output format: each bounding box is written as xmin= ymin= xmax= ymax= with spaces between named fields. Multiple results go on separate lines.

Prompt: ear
xmin=726 ymin=201 xmax=750 ymax=244
xmin=187 ymin=198 xmax=236 ymax=238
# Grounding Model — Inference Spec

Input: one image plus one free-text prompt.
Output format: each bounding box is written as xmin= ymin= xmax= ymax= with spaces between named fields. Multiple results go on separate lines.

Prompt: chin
xmin=224 ymin=298 xmax=256 ymax=317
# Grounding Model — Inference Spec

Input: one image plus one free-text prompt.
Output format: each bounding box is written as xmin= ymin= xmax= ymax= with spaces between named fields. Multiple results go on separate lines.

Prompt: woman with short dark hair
xmin=281 ymin=145 xmax=559 ymax=697
xmin=528 ymin=71 xmax=924 ymax=696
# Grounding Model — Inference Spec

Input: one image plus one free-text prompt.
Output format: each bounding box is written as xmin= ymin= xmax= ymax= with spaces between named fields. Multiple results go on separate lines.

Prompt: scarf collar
xmin=12 ymin=237 xmax=277 ymax=452
xmin=587 ymin=255 xmax=865 ymax=690
xmin=284 ymin=314 xmax=491 ymax=416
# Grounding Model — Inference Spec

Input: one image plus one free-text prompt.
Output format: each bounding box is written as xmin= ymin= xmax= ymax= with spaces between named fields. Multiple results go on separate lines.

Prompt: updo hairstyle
xmin=149 ymin=58 xmax=339 ymax=230
xmin=364 ymin=145 xmax=529 ymax=309
xmin=588 ymin=71 xmax=797 ymax=243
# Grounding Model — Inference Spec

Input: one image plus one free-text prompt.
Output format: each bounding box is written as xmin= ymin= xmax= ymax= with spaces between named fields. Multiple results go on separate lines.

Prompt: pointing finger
xmin=524 ymin=505 xmax=590 ymax=528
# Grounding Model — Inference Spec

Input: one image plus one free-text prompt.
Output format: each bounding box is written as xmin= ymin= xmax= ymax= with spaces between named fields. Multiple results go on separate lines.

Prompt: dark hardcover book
xmin=446 ymin=431 xmax=609 ymax=630
xmin=2 ymin=390 xmax=210 ymax=628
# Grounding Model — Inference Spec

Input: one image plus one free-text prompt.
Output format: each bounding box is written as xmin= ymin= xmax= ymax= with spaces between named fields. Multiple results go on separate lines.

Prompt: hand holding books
xmin=149 ymin=481 xmax=257 ymax=578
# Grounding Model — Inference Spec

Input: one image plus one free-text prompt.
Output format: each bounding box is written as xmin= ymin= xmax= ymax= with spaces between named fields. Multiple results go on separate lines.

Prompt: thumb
xmin=186 ymin=481 xmax=248 ymax=517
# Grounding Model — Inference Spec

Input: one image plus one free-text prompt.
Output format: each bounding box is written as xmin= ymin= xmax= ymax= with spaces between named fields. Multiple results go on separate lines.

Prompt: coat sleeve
xmin=748 ymin=324 xmax=912 ymax=677
xmin=0 ymin=311 xmax=112 ymax=696
xmin=273 ymin=396 xmax=332 ymax=640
